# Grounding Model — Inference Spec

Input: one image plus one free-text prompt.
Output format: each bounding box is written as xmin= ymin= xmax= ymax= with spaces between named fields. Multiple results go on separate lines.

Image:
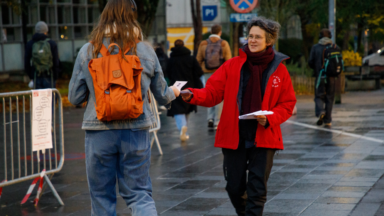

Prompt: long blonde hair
xmin=89 ymin=0 xmax=142 ymax=58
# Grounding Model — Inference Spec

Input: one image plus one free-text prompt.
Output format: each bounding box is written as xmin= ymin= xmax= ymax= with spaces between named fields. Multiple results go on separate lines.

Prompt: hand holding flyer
xmin=239 ymin=110 xmax=274 ymax=119
xmin=173 ymin=81 xmax=187 ymax=91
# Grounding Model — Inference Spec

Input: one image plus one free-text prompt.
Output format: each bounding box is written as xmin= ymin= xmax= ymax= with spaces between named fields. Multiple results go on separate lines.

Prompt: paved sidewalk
xmin=0 ymin=88 xmax=384 ymax=216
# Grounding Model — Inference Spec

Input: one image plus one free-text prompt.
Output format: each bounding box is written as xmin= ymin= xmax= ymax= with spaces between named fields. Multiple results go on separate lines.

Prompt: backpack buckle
xmin=105 ymin=90 xmax=110 ymax=94
xmin=126 ymin=90 xmax=132 ymax=93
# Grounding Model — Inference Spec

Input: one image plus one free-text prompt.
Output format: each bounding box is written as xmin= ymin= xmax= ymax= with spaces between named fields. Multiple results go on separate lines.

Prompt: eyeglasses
xmin=248 ymin=35 xmax=264 ymax=40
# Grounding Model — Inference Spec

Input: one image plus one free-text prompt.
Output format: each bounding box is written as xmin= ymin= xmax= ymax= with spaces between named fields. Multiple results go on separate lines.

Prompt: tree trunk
xmin=21 ymin=0 xmax=28 ymax=49
xmin=297 ymin=12 xmax=310 ymax=61
xmin=357 ymin=22 xmax=363 ymax=53
xmin=342 ymin=29 xmax=350 ymax=50
xmin=232 ymin=22 xmax=240 ymax=57
xmin=191 ymin=0 xmax=202 ymax=56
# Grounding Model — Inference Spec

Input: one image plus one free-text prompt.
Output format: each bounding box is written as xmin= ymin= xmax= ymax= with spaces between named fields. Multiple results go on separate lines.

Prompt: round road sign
xmin=230 ymin=0 xmax=258 ymax=13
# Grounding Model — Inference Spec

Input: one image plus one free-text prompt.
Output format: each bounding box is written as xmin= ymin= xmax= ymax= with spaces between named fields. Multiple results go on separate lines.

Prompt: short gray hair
xmin=247 ymin=17 xmax=280 ymax=45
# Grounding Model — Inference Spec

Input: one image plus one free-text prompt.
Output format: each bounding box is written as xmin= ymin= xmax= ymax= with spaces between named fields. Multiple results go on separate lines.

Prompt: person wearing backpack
xmin=68 ymin=0 xmax=180 ymax=215
xmin=309 ymin=29 xmax=343 ymax=127
xmin=196 ymin=24 xmax=232 ymax=129
xmin=24 ymin=21 xmax=60 ymax=89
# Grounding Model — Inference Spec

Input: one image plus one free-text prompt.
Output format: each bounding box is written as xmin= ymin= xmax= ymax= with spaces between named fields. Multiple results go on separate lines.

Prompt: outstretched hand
xmin=180 ymin=90 xmax=193 ymax=101
xmin=170 ymin=86 xmax=180 ymax=97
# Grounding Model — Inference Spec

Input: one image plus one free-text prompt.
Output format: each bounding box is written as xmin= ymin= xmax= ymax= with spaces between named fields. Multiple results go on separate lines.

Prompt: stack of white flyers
xmin=239 ymin=110 xmax=274 ymax=119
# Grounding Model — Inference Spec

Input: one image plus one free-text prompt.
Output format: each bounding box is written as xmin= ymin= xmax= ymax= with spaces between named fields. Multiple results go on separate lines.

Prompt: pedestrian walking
xmin=166 ymin=39 xmax=203 ymax=141
xmin=68 ymin=0 xmax=180 ymax=215
xmin=196 ymin=24 xmax=232 ymax=129
xmin=155 ymin=44 xmax=169 ymax=81
xmin=181 ymin=17 xmax=296 ymax=216
xmin=309 ymin=28 xmax=343 ymax=127
xmin=24 ymin=21 xmax=60 ymax=89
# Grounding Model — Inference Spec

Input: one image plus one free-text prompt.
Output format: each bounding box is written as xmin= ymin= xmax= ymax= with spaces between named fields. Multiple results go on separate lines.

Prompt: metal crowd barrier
xmin=148 ymin=91 xmax=163 ymax=155
xmin=0 ymin=89 xmax=64 ymax=205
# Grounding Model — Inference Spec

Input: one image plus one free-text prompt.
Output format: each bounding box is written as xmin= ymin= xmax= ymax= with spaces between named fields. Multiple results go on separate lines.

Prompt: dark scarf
xmin=242 ymin=45 xmax=275 ymax=114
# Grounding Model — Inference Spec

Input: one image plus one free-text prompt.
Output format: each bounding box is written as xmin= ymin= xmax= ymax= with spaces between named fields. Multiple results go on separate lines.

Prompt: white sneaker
xmin=180 ymin=126 xmax=189 ymax=141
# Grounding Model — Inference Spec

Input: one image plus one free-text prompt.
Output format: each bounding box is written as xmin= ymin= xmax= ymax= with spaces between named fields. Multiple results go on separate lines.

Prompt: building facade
xmin=0 ymin=0 xmax=166 ymax=80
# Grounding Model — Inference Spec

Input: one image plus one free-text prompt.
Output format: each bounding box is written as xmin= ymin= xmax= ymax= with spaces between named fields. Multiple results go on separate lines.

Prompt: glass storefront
xmin=0 ymin=0 xmax=100 ymax=72
xmin=0 ymin=0 xmax=166 ymax=73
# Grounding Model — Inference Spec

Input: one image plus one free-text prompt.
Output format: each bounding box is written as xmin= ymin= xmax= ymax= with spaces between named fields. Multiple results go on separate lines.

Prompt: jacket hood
xmin=170 ymin=46 xmax=191 ymax=57
xmin=32 ymin=33 xmax=48 ymax=41
xmin=155 ymin=47 xmax=166 ymax=56
xmin=208 ymin=35 xmax=221 ymax=43
xmin=318 ymin=37 xmax=333 ymax=45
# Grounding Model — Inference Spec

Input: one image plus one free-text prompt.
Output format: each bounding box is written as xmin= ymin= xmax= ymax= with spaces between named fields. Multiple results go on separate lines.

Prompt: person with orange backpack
xmin=68 ymin=0 xmax=179 ymax=215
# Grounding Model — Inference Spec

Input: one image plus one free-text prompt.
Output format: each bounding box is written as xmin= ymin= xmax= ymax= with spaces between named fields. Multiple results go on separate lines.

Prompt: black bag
xmin=322 ymin=44 xmax=343 ymax=77
xmin=316 ymin=44 xmax=344 ymax=89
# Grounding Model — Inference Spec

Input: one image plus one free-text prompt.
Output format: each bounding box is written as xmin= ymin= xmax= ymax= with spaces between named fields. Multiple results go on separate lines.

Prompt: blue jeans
xmin=35 ymin=75 xmax=55 ymax=89
xmin=85 ymin=129 xmax=157 ymax=216
xmin=174 ymin=114 xmax=189 ymax=132
xmin=203 ymin=73 xmax=223 ymax=124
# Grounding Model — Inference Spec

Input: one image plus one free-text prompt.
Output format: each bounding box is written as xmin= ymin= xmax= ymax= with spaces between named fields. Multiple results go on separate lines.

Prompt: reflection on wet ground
xmin=1 ymin=89 xmax=384 ymax=215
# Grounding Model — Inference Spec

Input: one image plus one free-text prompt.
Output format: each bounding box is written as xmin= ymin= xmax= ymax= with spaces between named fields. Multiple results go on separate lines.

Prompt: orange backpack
xmin=88 ymin=43 xmax=144 ymax=121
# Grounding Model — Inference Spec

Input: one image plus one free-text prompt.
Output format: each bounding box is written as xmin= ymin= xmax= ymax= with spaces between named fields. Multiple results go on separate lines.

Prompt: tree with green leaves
xmin=258 ymin=0 xmax=297 ymax=51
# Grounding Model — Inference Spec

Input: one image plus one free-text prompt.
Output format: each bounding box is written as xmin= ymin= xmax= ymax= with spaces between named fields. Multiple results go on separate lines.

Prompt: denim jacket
xmin=68 ymin=38 xmax=175 ymax=130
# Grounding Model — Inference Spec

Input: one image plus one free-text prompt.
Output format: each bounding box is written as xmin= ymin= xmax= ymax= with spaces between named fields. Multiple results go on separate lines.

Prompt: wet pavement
xmin=1 ymin=88 xmax=384 ymax=216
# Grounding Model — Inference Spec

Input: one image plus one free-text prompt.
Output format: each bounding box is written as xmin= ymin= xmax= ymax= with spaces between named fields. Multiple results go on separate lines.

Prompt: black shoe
xmin=208 ymin=119 xmax=214 ymax=128
xmin=317 ymin=113 xmax=325 ymax=126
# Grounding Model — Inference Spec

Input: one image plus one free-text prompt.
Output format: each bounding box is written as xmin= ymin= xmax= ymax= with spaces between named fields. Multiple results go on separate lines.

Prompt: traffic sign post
xmin=202 ymin=5 xmax=218 ymax=21
xmin=230 ymin=13 xmax=257 ymax=22
xmin=230 ymin=0 xmax=258 ymax=13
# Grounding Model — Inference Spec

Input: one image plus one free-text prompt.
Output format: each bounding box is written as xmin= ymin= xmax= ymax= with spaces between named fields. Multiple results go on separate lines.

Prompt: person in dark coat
xmin=308 ymin=28 xmax=338 ymax=127
xmin=155 ymin=45 xmax=169 ymax=77
xmin=24 ymin=21 xmax=60 ymax=89
xmin=166 ymin=39 xmax=203 ymax=141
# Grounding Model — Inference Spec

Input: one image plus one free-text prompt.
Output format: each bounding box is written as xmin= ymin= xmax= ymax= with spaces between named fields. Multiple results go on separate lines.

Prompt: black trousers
xmin=222 ymin=141 xmax=276 ymax=216
xmin=314 ymin=76 xmax=336 ymax=123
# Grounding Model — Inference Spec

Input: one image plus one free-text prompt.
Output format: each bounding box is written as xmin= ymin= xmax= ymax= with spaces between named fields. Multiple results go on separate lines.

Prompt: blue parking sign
xmin=202 ymin=5 xmax=218 ymax=21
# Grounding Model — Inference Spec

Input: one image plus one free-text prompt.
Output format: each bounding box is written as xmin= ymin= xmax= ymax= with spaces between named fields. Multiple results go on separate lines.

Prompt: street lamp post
xmin=329 ymin=0 xmax=336 ymax=43
xmin=329 ymin=0 xmax=342 ymax=104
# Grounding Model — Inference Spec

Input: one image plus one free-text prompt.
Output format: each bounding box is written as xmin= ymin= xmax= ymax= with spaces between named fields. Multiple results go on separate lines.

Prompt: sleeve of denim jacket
xmin=150 ymin=52 xmax=176 ymax=107
xmin=68 ymin=44 xmax=89 ymax=106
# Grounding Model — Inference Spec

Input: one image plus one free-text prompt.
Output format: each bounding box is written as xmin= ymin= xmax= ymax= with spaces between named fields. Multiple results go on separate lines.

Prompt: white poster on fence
xmin=32 ymin=89 xmax=53 ymax=152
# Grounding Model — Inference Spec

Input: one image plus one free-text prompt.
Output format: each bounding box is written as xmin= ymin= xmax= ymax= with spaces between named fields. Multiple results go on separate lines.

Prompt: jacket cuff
xmin=264 ymin=118 xmax=270 ymax=129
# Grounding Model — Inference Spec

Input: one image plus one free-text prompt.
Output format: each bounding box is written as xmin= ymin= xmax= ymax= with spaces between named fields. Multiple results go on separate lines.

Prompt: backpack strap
xmin=107 ymin=43 xmax=121 ymax=53
xmin=99 ymin=44 xmax=109 ymax=57
xmin=321 ymin=47 xmax=326 ymax=68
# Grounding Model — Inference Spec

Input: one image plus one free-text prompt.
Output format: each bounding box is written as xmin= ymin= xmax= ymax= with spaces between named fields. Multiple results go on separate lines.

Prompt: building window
xmin=73 ymin=0 xmax=87 ymax=4
xmin=73 ymin=7 xmax=86 ymax=23
xmin=74 ymin=26 xmax=87 ymax=39
xmin=58 ymin=6 xmax=72 ymax=24
xmin=40 ymin=6 xmax=56 ymax=24
xmin=1 ymin=5 xmax=11 ymax=25
xmin=59 ymin=26 xmax=72 ymax=40
xmin=88 ymin=7 xmax=99 ymax=24
xmin=1 ymin=28 xmax=22 ymax=42
xmin=28 ymin=5 xmax=39 ymax=25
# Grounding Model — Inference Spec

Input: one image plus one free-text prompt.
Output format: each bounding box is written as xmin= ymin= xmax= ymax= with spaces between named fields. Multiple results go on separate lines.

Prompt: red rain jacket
xmin=186 ymin=48 xmax=296 ymax=150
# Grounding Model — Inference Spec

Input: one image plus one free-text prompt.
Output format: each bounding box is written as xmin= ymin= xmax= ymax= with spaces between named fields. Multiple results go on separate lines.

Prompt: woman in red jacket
xmin=181 ymin=17 xmax=296 ymax=216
